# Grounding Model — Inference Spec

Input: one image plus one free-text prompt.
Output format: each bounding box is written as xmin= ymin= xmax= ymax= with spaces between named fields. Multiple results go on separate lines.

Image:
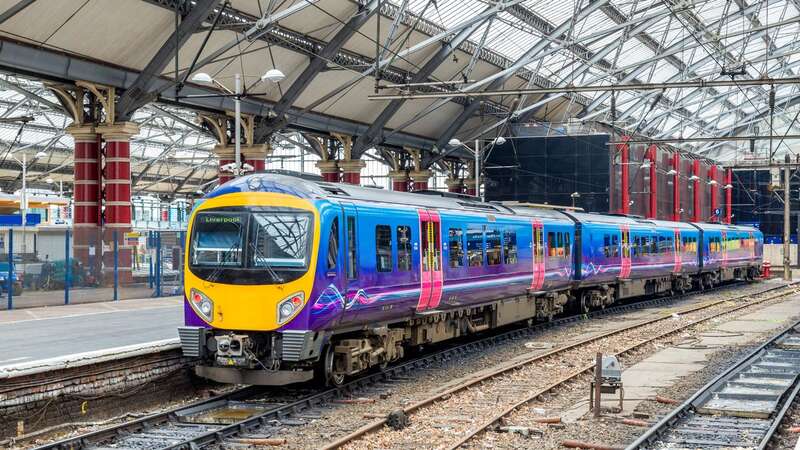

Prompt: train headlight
xmin=189 ymin=288 xmax=214 ymax=322
xmin=277 ymin=292 xmax=305 ymax=324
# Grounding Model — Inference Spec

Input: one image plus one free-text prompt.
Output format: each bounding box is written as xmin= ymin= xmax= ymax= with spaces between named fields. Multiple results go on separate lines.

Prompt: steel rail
xmin=627 ymin=316 xmax=800 ymax=450
xmin=323 ymin=282 xmax=799 ymax=450
xmin=442 ymin=286 xmax=800 ymax=450
xmin=32 ymin=281 xmax=781 ymax=450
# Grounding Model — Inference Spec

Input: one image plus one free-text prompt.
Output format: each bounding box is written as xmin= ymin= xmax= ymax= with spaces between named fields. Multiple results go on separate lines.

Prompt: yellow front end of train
xmin=183 ymin=191 xmax=320 ymax=332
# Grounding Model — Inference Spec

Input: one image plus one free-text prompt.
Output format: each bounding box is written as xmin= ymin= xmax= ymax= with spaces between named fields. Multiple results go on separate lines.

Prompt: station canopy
xmin=0 ymin=0 xmax=799 ymax=194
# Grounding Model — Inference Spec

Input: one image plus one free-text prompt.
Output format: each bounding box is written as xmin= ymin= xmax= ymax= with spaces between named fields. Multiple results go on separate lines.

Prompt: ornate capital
xmin=97 ymin=122 xmax=139 ymax=141
xmin=66 ymin=124 xmax=97 ymax=142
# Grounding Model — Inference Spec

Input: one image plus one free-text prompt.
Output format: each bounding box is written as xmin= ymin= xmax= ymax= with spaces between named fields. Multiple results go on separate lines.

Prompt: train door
xmin=749 ymin=231 xmax=755 ymax=261
xmin=417 ymin=209 xmax=443 ymax=311
xmin=530 ymin=219 xmax=545 ymax=291
xmin=620 ymin=225 xmax=631 ymax=278
xmin=721 ymin=230 xmax=728 ymax=268
xmin=673 ymin=229 xmax=682 ymax=273
xmin=342 ymin=203 xmax=359 ymax=309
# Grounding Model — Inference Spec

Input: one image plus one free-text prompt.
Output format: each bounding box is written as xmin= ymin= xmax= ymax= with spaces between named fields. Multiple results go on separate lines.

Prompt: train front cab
xmin=178 ymin=187 xmax=326 ymax=386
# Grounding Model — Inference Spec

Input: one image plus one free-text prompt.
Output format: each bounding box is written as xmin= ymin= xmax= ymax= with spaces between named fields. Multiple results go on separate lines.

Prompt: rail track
xmin=324 ymin=282 xmax=800 ymax=450
xmin=627 ymin=317 xmax=800 ymax=450
xmin=27 ymin=281 xmax=793 ymax=450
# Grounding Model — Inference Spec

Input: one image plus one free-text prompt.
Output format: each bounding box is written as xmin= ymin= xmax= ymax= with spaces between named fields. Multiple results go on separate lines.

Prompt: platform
xmin=561 ymin=289 xmax=800 ymax=421
xmin=0 ymin=295 xmax=182 ymax=371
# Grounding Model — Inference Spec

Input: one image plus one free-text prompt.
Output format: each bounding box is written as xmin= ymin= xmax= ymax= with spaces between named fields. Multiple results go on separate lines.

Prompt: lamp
xmin=35 ymin=151 xmax=47 ymax=158
xmin=261 ymin=69 xmax=286 ymax=83
xmin=689 ymin=175 xmax=700 ymax=181
xmin=723 ymin=183 xmax=733 ymax=189
xmin=46 ymin=178 xmax=54 ymax=184
xmin=190 ymin=72 xmax=214 ymax=83
xmin=492 ymin=136 xmax=506 ymax=146
xmin=708 ymin=180 xmax=718 ymax=185
xmin=666 ymin=169 xmax=677 ymax=175
xmin=640 ymin=161 xmax=651 ymax=169
xmin=448 ymin=138 xmax=462 ymax=147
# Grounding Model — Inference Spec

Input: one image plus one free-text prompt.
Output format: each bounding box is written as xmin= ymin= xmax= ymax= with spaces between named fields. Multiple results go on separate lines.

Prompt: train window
xmin=612 ymin=234 xmax=619 ymax=257
xmin=397 ymin=226 xmax=411 ymax=272
xmin=556 ymin=232 xmax=564 ymax=257
xmin=548 ymin=232 xmax=556 ymax=257
xmin=251 ymin=213 xmax=311 ymax=269
xmin=603 ymin=235 xmax=611 ymax=258
xmin=650 ymin=236 xmax=658 ymax=255
xmin=346 ymin=216 xmax=357 ymax=279
xmin=327 ymin=218 xmax=338 ymax=270
xmin=486 ymin=228 xmax=502 ymax=265
xmin=467 ymin=228 xmax=484 ymax=267
xmin=448 ymin=228 xmax=465 ymax=268
xmin=375 ymin=225 xmax=392 ymax=273
xmin=191 ymin=212 xmax=245 ymax=267
xmin=564 ymin=233 xmax=571 ymax=257
xmin=503 ymin=230 xmax=518 ymax=264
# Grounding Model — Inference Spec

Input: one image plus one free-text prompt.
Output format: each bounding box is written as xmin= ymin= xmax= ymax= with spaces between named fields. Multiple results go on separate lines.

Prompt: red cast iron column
xmin=410 ymin=170 xmax=432 ymax=191
xmin=68 ymin=125 xmax=101 ymax=272
xmin=709 ymin=164 xmax=718 ymax=222
xmin=672 ymin=152 xmax=681 ymax=221
xmin=339 ymin=159 xmax=365 ymax=185
xmin=389 ymin=170 xmax=409 ymax=191
xmin=245 ymin=158 xmax=265 ymax=172
xmin=97 ymin=122 xmax=139 ymax=285
xmin=445 ymin=177 xmax=463 ymax=193
xmin=244 ymin=144 xmax=269 ymax=173
xmin=316 ymin=160 xmax=339 ymax=183
xmin=692 ymin=160 xmax=700 ymax=222
xmin=618 ymin=136 xmax=630 ymax=214
xmin=647 ymin=145 xmax=657 ymax=219
xmin=725 ymin=168 xmax=733 ymax=224
xmin=218 ymin=158 xmax=233 ymax=184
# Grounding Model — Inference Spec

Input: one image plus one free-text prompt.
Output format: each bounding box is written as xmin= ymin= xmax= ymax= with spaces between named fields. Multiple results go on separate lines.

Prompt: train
xmin=178 ymin=173 xmax=763 ymax=386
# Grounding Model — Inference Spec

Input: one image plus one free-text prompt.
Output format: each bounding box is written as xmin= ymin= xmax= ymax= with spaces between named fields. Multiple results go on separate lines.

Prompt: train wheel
xmin=580 ymin=292 xmax=590 ymax=314
xmin=323 ymin=345 xmax=345 ymax=387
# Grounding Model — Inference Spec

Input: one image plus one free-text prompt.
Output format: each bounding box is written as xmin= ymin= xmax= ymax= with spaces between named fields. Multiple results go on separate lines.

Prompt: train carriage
xmin=179 ymin=173 xmax=763 ymax=386
xmin=691 ymin=222 xmax=763 ymax=287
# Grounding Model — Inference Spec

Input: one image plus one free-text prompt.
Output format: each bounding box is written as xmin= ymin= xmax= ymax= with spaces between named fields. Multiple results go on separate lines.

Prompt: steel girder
xmin=595 ymin=2 xmax=739 ymax=121
xmin=349 ymin=7 xmax=492 ymax=158
xmin=252 ymin=0 xmax=381 ymax=144
xmin=582 ymin=3 xmax=778 ymax=126
xmin=116 ymin=0 xmax=224 ymax=121
xmin=0 ymin=36 xmax=437 ymax=150
xmin=651 ymin=57 xmax=800 ymax=139
xmin=428 ymin=0 xmax=610 ymax=164
xmin=0 ymin=0 xmax=36 ymax=25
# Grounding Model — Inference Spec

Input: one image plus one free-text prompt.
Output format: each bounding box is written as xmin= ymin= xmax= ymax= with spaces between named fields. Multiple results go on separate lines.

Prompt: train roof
xmin=690 ymin=221 xmax=762 ymax=234
xmin=565 ymin=211 xmax=697 ymax=230
xmin=207 ymin=173 xmax=573 ymax=220
xmin=205 ymin=174 xmax=761 ymax=235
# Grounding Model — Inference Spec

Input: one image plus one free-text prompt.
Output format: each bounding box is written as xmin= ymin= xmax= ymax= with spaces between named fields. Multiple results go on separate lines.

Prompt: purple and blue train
xmin=178 ymin=173 xmax=763 ymax=385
